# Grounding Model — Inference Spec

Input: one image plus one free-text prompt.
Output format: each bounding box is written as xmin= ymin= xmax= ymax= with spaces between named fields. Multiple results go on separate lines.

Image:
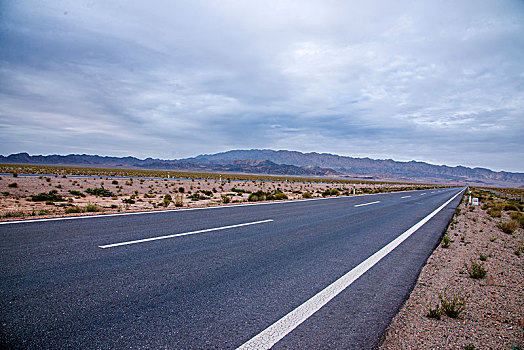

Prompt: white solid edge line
xmin=354 ymin=201 xmax=380 ymax=207
xmin=401 ymin=195 xmax=412 ymax=198
xmin=0 ymin=187 xmax=459 ymax=225
xmin=236 ymin=188 xmax=465 ymax=350
xmin=99 ymin=219 xmax=273 ymax=249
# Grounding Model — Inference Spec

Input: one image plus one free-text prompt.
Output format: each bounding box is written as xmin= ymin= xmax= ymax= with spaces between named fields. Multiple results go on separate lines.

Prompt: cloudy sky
xmin=1 ymin=1 xmax=523 ymax=172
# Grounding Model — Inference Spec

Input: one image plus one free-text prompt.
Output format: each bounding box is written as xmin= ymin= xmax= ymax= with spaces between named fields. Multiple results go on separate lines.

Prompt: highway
xmin=0 ymin=187 xmax=464 ymax=349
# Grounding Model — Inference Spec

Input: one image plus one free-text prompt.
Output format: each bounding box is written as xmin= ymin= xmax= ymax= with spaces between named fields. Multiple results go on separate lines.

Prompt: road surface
xmin=1 ymin=187 xmax=464 ymax=349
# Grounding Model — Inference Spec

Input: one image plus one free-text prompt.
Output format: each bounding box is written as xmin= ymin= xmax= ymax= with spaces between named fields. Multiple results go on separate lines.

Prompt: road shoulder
xmin=379 ymin=190 xmax=523 ymax=349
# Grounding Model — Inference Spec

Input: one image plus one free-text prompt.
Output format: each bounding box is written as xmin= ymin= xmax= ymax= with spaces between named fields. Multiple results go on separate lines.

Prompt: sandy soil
xmin=380 ymin=193 xmax=523 ymax=350
xmin=0 ymin=174 xmax=414 ymax=220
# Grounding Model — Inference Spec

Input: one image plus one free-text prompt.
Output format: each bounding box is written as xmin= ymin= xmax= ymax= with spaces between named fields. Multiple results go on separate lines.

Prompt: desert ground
xmin=0 ymin=172 xmax=435 ymax=220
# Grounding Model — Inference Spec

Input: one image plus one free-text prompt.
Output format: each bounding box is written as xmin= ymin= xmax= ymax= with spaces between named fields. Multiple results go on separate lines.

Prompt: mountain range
xmin=1 ymin=150 xmax=523 ymax=187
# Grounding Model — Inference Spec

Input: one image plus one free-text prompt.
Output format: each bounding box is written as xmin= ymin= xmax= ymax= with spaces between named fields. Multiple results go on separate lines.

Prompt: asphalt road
xmin=1 ymin=187 xmax=464 ymax=349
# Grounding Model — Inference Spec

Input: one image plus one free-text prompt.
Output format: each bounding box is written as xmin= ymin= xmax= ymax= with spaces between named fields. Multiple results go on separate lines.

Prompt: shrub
xmin=68 ymin=190 xmax=86 ymax=197
xmin=178 ymin=187 xmax=185 ymax=193
xmin=502 ymin=203 xmax=520 ymax=212
xmin=174 ymin=194 xmax=183 ymax=207
xmin=479 ymin=253 xmax=487 ymax=261
xmin=274 ymin=191 xmax=288 ymax=200
xmin=8 ymin=182 xmax=18 ymax=188
xmin=85 ymin=203 xmax=101 ymax=212
xmin=439 ymin=290 xmax=469 ymax=318
xmin=465 ymin=344 xmax=475 ymax=350
xmin=2 ymin=211 xmax=26 ymax=218
xmin=488 ymin=207 xmax=501 ymax=217
xmin=85 ymin=187 xmax=114 ymax=197
xmin=464 ymin=260 xmax=487 ymax=279
xmin=112 ymin=180 xmax=119 ymax=185
xmin=497 ymin=220 xmax=520 ymax=234
xmin=221 ymin=194 xmax=231 ymax=204
xmin=12 ymin=173 xmax=18 ymax=177
xmin=162 ymin=194 xmax=171 ymax=207
xmin=65 ymin=206 xmax=83 ymax=214
xmin=441 ymin=235 xmax=451 ymax=248
xmin=426 ymin=303 xmax=442 ymax=319
xmin=248 ymin=191 xmax=266 ymax=202
xmin=30 ymin=190 xmax=63 ymax=202
xmin=302 ymin=192 xmax=313 ymax=199
xmin=122 ymin=198 xmax=135 ymax=204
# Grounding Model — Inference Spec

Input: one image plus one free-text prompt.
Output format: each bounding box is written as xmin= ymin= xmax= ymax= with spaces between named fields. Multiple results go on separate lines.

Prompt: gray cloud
xmin=1 ymin=0 xmax=523 ymax=171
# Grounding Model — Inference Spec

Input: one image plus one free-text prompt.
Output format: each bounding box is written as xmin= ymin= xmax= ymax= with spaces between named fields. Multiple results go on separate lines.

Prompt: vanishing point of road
xmin=1 ymin=187 xmax=464 ymax=349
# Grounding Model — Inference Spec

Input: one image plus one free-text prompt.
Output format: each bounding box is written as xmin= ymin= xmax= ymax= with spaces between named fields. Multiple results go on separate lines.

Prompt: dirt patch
xmin=380 ymin=190 xmax=523 ymax=350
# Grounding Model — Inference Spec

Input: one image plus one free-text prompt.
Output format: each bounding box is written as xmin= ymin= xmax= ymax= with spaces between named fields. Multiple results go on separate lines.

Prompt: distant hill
xmin=1 ymin=150 xmax=523 ymax=187
xmin=189 ymin=149 xmax=524 ymax=187
xmin=0 ymin=152 xmax=339 ymax=177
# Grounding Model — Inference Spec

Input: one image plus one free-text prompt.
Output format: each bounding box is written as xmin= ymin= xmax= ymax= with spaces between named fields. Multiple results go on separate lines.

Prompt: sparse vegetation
xmin=497 ymin=220 xmax=520 ymax=234
xmin=440 ymin=234 xmax=451 ymax=248
xmin=439 ymin=290 xmax=469 ymax=318
xmin=302 ymin=192 xmax=313 ymax=199
xmin=85 ymin=203 xmax=101 ymax=212
xmin=85 ymin=187 xmax=114 ymax=197
xmin=30 ymin=190 xmax=63 ymax=202
xmin=464 ymin=260 xmax=487 ymax=279
xmin=68 ymin=190 xmax=86 ymax=197
xmin=221 ymin=194 xmax=231 ymax=204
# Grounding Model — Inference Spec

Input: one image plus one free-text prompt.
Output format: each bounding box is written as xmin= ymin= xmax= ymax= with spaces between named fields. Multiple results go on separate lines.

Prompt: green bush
xmin=464 ymin=260 xmax=487 ymax=279
xmin=221 ymin=194 xmax=231 ymax=204
xmin=178 ymin=187 xmax=185 ymax=193
xmin=248 ymin=190 xmax=266 ymax=202
xmin=30 ymin=190 xmax=63 ymax=202
xmin=441 ymin=235 xmax=451 ymax=248
xmin=85 ymin=187 xmax=114 ymax=197
xmin=274 ymin=191 xmax=288 ymax=200
xmin=85 ymin=203 xmax=101 ymax=212
xmin=488 ymin=207 xmax=501 ymax=217
xmin=199 ymin=190 xmax=213 ymax=197
xmin=112 ymin=180 xmax=119 ymax=185
xmin=426 ymin=304 xmax=442 ymax=319
xmin=8 ymin=182 xmax=18 ymax=188
xmin=65 ymin=206 xmax=83 ymax=214
xmin=322 ymin=188 xmax=340 ymax=197
xmin=439 ymin=290 xmax=469 ymax=318
xmin=68 ymin=190 xmax=86 ymax=197
xmin=162 ymin=194 xmax=171 ymax=207
xmin=302 ymin=192 xmax=313 ymax=199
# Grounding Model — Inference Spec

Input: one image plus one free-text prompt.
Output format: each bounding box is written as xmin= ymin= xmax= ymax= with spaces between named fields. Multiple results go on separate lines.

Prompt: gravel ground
xmin=380 ymin=193 xmax=523 ymax=350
